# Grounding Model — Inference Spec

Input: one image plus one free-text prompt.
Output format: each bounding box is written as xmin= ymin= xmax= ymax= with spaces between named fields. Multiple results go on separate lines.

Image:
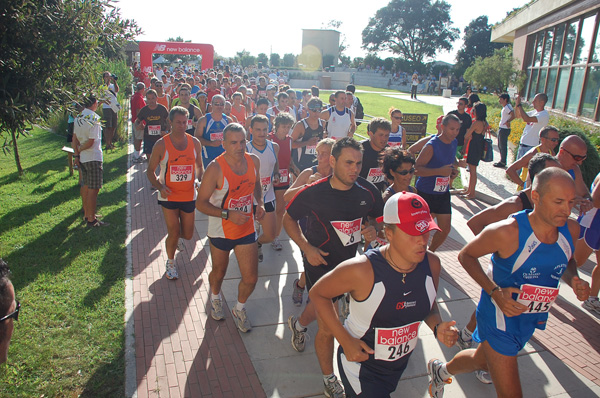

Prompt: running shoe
xmin=582 ymin=298 xmax=600 ymax=314
xmin=232 ymin=307 xmax=252 ymax=332
xmin=428 ymin=358 xmax=452 ymax=398
xmin=456 ymin=330 xmax=473 ymax=350
xmin=493 ymin=162 xmax=506 ymax=168
xmin=292 ymin=278 xmax=304 ymax=307
xmin=132 ymin=156 xmax=144 ymax=164
xmin=257 ymin=242 xmax=263 ymax=262
xmin=271 ymin=238 xmax=283 ymax=251
xmin=287 ymin=315 xmax=307 ymax=352
xmin=165 ymin=259 xmax=179 ymax=280
xmin=323 ymin=375 xmax=345 ymax=398
xmin=210 ymin=297 xmax=225 ymax=321
xmin=475 ymin=370 xmax=493 ymax=384
xmin=177 ymin=238 xmax=185 ymax=251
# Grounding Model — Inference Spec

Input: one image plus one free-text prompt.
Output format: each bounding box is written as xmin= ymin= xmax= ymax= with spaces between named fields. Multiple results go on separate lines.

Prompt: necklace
xmin=385 ymin=249 xmax=417 ymax=284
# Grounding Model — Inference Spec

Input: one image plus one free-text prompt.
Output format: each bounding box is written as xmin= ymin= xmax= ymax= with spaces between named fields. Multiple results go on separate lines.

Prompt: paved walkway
xmin=126 ymin=94 xmax=600 ymax=397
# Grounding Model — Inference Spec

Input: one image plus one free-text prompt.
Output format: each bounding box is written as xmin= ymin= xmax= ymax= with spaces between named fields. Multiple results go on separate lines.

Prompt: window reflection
xmin=566 ymin=67 xmax=585 ymax=113
xmin=575 ymin=15 xmax=596 ymax=64
xmin=562 ymin=21 xmax=579 ymax=64
xmin=581 ymin=66 xmax=600 ymax=118
xmin=551 ymin=25 xmax=565 ymax=65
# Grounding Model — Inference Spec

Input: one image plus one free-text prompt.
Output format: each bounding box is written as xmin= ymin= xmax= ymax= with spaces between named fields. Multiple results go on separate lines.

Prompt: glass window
xmin=562 ymin=21 xmax=579 ymax=64
xmin=575 ymin=15 xmax=596 ymax=64
xmin=529 ymin=69 xmax=539 ymax=99
xmin=542 ymin=30 xmax=553 ymax=66
xmin=581 ymin=66 xmax=600 ymax=118
xmin=551 ymin=25 xmax=565 ymax=65
xmin=546 ymin=68 xmax=558 ymax=105
xmin=534 ymin=32 xmax=544 ymax=66
xmin=537 ymin=68 xmax=548 ymax=93
xmin=555 ymin=68 xmax=571 ymax=110
xmin=566 ymin=67 xmax=585 ymax=113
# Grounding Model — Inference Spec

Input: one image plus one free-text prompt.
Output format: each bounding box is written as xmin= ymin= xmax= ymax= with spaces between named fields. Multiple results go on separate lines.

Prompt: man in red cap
xmin=310 ymin=191 xmax=458 ymax=397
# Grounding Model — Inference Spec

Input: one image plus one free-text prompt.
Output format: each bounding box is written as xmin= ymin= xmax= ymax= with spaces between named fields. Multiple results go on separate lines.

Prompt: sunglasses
xmin=562 ymin=148 xmax=587 ymax=162
xmin=0 ymin=301 xmax=20 ymax=323
xmin=308 ymin=107 xmax=321 ymax=112
xmin=213 ymin=103 xmax=225 ymax=107
xmin=544 ymin=137 xmax=559 ymax=142
xmin=395 ymin=167 xmax=415 ymax=175
xmin=392 ymin=116 xmax=402 ymax=120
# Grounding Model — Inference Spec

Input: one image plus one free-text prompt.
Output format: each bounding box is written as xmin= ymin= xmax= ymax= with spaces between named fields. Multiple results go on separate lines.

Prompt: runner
xmin=155 ymin=80 xmax=171 ymax=110
xmin=359 ymin=117 xmax=391 ymax=193
xmin=311 ymin=192 xmax=458 ymax=398
xmin=246 ymin=115 xmax=280 ymax=262
xmin=321 ymin=91 xmax=356 ymax=140
xmin=428 ymin=168 xmax=590 ymax=398
xmin=291 ymin=98 xmax=325 ymax=173
xmin=175 ymin=85 xmax=203 ymax=136
xmin=388 ymin=108 xmax=405 ymax=148
xmin=284 ymin=138 xmax=335 ymax=307
xmin=195 ymin=95 xmax=233 ymax=167
xmin=268 ymin=113 xmax=294 ymax=252
xmin=246 ymin=98 xmax=272 ymax=136
xmin=284 ymin=137 xmax=383 ymax=398
xmin=415 ymin=114 xmax=460 ymax=252
xmin=230 ymin=92 xmax=247 ymax=128
xmin=381 ymin=147 xmax=417 ymax=203
xmin=146 ymin=107 xmax=203 ymax=279
xmin=267 ymin=91 xmax=295 ymax=121
xmin=196 ymin=123 xmax=265 ymax=333
xmin=134 ymin=89 xmax=170 ymax=161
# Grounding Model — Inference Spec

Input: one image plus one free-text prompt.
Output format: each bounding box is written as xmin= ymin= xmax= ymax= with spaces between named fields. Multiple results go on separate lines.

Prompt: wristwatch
xmin=221 ymin=209 xmax=229 ymax=220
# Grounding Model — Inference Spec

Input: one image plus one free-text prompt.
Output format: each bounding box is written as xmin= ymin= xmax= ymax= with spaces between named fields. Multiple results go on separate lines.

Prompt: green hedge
xmin=557 ymin=128 xmax=600 ymax=188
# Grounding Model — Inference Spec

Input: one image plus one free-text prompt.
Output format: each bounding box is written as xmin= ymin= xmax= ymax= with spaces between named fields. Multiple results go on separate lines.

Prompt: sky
xmin=118 ymin=0 xmax=528 ymax=64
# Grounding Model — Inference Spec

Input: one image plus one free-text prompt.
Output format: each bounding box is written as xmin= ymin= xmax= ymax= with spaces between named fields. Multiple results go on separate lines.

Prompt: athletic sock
xmin=439 ymin=363 xmax=453 ymax=381
xmin=296 ymin=279 xmax=305 ymax=290
xmin=134 ymin=149 xmax=140 ymax=158
xmin=461 ymin=327 xmax=473 ymax=340
xmin=324 ymin=373 xmax=336 ymax=383
xmin=235 ymin=301 xmax=245 ymax=312
xmin=295 ymin=318 xmax=306 ymax=331
xmin=211 ymin=293 xmax=221 ymax=302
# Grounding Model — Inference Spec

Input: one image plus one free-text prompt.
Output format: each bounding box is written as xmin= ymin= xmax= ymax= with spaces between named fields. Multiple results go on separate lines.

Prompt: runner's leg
xmin=233 ymin=242 xmax=259 ymax=303
xmin=162 ymin=207 xmax=182 ymax=260
xmin=429 ymin=213 xmax=451 ymax=252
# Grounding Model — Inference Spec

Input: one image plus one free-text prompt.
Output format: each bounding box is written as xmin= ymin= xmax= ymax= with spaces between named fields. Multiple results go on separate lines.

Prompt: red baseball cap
xmin=376 ymin=192 xmax=441 ymax=236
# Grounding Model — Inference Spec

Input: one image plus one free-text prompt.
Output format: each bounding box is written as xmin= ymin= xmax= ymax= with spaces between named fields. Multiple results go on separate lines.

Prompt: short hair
xmin=528 ymin=153 xmax=558 ymax=184
xmin=146 ymin=89 xmax=157 ymax=98
xmin=256 ymin=98 xmax=269 ymax=108
xmin=473 ymin=102 xmax=487 ymax=121
xmin=536 ymin=93 xmax=549 ymax=105
xmin=277 ymin=92 xmax=289 ymax=101
xmin=179 ymin=83 xmax=191 ymax=93
xmin=232 ymin=92 xmax=243 ymax=100
xmin=212 ymin=94 xmax=225 ymax=104
xmin=169 ymin=106 xmax=189 ymax=121
xmin=250 ymin=114 xmax=269 ymax=129
xmin=302 ymin=90 xmax=310 ymax=97
xmin=458 ymin=97 xmax=469 ymax=105
xmin=0 ymin=259 xmax=12 ymax=319
xmin=307 ymin=97 xmax=323 ymax=109
xmin=532 ymin=167 xmax=574 ymax=197
xmin=331 ymin=137 xmax=363 ymax=160
xmin=442 ymin=113 xmax=460 ymax=126
xmin=311 ymin=86 xmax=320 ymax=97
xmin=316 ymin=138 xmax=336 ymax=151
xmin=82 ymin=95 xmax=97 ymax=108
xmin=286 ymin=89 xmax=296 ymax=97
xmin=274 ymin=112 xmax=294 ymax=131
xmin=136 ymin=82 xmax=146 ymax=91
xmin=346 ymin=84 xmax=356 ymax=93
xmin=382 ymin=147 xmax=415 ymax=179
xmin=223 ymin=122 xmax=246 ymax=141
xmin=334 ymin=90 xmax=346 ymax=99
xmin=540 ymin=126 xmax=558 ymax=139
xmin=368 ymin=117 xmax=392 ymax=134
xmin=150 ymin=77 xmax=159 ymax=84
xmin=499 ymin=93 xmax=510 ymax=103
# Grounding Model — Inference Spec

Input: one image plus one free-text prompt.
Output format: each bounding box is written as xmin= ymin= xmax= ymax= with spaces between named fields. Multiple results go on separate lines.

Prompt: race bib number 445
xmin=375 ymin=321 xmax=420 ymax=361
xmin=331 ymin=218 xmax=362 ymax=247
xmin=170 ymin=165 xmax=193 ymax=182
xmin=228 ymin=194 xmax=252 ymax=214
xmin=517 ymin=284 xmax=559 ymax=313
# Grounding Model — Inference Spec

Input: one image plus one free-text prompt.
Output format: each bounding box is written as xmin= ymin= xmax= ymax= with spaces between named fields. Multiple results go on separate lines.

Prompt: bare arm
xmin=506 ymin=151 xmax=534 ymax=188
xmin=146 ymin=139 xmax=169 ymax=196
xmin=562 ymin=219 xmax=590 ymax=300
xmin=467 ymin=198 xmax=522 ymax=235
xmin=193 ymin=138 xmax=204 ymax=181
xmin=283 ymin=168 xmax=313 ymax=202
xmin=348 ymin=109 xmax=356 ymax=136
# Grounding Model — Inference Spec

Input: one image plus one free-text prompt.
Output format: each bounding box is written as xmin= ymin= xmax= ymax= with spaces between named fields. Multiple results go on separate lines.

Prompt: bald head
xmin=560 ymin=135 xmax=587 ymax=152
xmin=532 ymin=167 xmax=575 ymax=197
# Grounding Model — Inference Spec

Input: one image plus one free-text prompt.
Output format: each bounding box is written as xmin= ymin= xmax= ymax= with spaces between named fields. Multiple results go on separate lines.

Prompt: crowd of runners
xmin=116 ymin=65 xmax=600 ymax=398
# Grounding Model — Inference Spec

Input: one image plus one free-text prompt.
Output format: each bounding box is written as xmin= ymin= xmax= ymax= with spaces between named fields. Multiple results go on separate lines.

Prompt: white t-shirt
xmin=102 ymin=83 xmax=119 ymax=112
xmin=499 ymin=104 xmax=514 ymax=129
xmin=74 ymin=108 xmax=103 ymax=163
xmin=520 ymin=109 xmax=549 ymax=147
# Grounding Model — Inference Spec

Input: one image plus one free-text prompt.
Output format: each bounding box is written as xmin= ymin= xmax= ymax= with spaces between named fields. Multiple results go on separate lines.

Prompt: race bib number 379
xmin=517 ymin=284 xmax=559 ymax=313
xmin=331 ymin=218 xmax=362 ymax=247
xmin=375 ymin=321 xmax=420 ymax=361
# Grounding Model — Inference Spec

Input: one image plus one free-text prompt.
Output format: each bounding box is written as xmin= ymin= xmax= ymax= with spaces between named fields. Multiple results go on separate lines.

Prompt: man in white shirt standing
xmin=494 ymin=93 xmax=515 ymax=168
xmin=514 ymin=93 xmax=549 ymax=161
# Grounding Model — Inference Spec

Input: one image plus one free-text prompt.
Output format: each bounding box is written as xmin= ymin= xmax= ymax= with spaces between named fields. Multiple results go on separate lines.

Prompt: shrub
xmin=556 ymin=128 xmax=600 ymax=188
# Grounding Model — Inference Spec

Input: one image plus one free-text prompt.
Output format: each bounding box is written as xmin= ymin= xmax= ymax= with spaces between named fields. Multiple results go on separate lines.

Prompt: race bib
xmin=331 ymin=218 xmax=362 ymax=247
xmin=228 ymin=194 xmax=252 ymax=214
xmin=369 ymin=237 xmax=388 ymax=250
xmin=305 ymin=145 xmax=317 ymax=155
xmin=279 ymin=169 xmax=289 ymax=184
xmin=388 ymin=141 xmax=402 ymax=147
xmin=210 ymin=132 xmax=223 ymax=141
xmin=170 ymin=165 xmax=193 ymax=182
xmin=148 ymin=124 xmax=161 ymax=136
xmin=261 ymin=176 xmax=272 ymax=193
xmin=433 ymin=176 xmax=449 ymax=192
xmin=367 ymin=168 xmax=385 ymax=184
xmin=187 ymin=119 xmax=194 ymax=131
xmin=516 ymin=284 xmax=559 ymax=314
xmin=374 ymin=321 xmax=420 ymax=361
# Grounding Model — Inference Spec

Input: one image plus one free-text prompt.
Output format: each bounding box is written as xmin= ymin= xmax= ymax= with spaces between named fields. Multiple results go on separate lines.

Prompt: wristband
xmin=74 ymin=155 xmax=80 ymax=158
xmin=221 ymin=209 xmax=229 ymax=220
xmin=433 ymin=323 xmax=440 ymax=339
xmin=489 ymin=285 xmax=501 ymax=296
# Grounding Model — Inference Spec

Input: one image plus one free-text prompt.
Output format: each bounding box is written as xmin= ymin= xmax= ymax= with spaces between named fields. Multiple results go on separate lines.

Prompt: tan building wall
xmin=301 ymin=29 xmax=340 ymax=68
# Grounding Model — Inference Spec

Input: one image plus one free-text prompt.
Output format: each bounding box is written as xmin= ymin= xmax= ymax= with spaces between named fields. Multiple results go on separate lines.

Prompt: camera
xmin=111 ymin=74 xmax=118 ymax=81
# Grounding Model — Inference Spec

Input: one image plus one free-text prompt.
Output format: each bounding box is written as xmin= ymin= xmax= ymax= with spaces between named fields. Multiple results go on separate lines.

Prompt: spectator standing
xmin=514 ymin=93 xmax=549 ymax=160
xmin=494 ymin=93 xmax=515 ymax=168
xmin=0 ymin=259 xmax=18 ymax=364
xmin=101 ymin=71 xmax=120 ymax=150
xmin=131 ymin=82 xmax=146 ymax=162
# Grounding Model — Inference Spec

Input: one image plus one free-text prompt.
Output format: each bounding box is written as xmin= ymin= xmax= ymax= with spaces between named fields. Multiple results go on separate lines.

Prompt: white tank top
xmin=246 ymin=140 xmax=277 ymax=203
xmin=326 ymin=107 xmax=352 ymax=140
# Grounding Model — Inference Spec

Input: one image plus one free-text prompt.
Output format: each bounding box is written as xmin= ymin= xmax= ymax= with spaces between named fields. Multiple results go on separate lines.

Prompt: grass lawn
xmin=0 ymin=127 xmax=128 ymax=397
xmin=318 ymin=88 xmax=443 ymax=139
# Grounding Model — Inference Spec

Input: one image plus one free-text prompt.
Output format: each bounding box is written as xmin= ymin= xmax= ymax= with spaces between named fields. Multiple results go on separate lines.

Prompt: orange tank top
xmin=158 ymin=134 xmax=197 ymax=202
xmin=157 ymin=94 xmax=170 ymax=110
xmin=230 ymin=104 xmax=246 ymax=126
xmin=208 ymin=153 xmax=257 ymax=239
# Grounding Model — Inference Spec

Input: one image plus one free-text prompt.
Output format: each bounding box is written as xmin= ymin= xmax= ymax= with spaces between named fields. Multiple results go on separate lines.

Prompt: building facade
xmin=301 ymin=29 xmax=340 ymax=68
xmin=492 ymin=0 xmax=600 ymax=122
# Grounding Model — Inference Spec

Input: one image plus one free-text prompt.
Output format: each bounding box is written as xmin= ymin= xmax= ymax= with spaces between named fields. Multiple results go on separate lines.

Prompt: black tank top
xmin=518 ymin=190 xmax=533 ymax=210
xmin=294 ymin=118 xmax=324 ymax=171
xmin=185 ymin=104 xmax=197 ymax=135
xmin=344 ymin=249 xmax=436 ymax=373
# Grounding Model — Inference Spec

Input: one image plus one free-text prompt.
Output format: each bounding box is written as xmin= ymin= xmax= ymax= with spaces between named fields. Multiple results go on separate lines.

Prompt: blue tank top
xmin=202 ymin=113 xmax=228 ymax=166
xmin=415 ymin=135 xmax=457 ymax=195
xmin=344 ymin=249 xmax=436 ymax=373
xmin=477 ymin=210 xmax=573 ymax=333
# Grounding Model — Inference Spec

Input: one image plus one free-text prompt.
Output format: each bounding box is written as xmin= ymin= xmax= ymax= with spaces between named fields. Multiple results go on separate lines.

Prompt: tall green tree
xmin=454 ymin=16 xmax=507 ymax=76
xmin=464 ymin=47 xmax=526 ymax=92
xmin=0 ymin=0 xmax=139 ymax=175
xmin=283 ymin=53 xmax=296 ymax=68
xmin=362 ymin=0 xmax=459 ymax=68
xmin=270 ymin=53 xmax=281 ymax=67
xmin=257 ymin=53 xmax=269 ymax=68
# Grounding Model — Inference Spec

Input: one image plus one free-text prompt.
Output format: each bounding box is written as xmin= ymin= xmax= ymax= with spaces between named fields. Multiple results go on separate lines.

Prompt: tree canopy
xmin=454 ymin=16 xmax=507 ymax=76
xmin=362 ymin=0 xmax=459 ymax=67
xmin=464 ymin=47 xmax=526 ymax=93
xmin=0 ymin=0 xmax=139 ymax=174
